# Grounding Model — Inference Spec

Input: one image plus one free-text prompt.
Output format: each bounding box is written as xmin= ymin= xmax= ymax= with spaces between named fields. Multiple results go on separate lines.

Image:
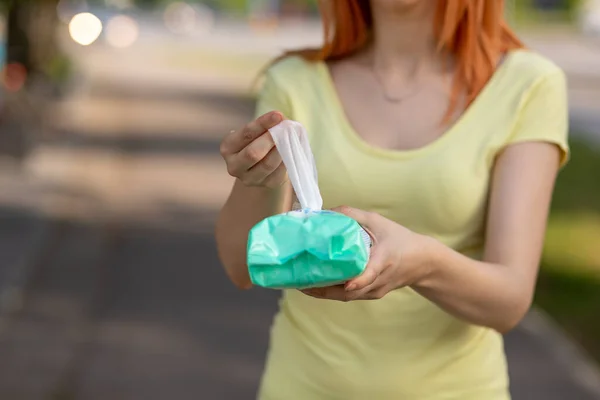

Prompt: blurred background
xmin=0 ymin=0 xmax=599 ymax=399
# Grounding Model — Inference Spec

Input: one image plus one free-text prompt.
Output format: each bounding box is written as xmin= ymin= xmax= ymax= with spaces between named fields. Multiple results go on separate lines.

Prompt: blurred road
xmin=0 ymin=77 xmax=278 ymax=399
xmin=0 ymin=17 xmax=599 ymax=400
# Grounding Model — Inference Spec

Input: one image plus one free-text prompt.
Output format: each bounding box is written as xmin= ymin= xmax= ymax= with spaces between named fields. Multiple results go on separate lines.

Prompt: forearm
xmin=412 ymin=237 xmax=535 ymax=333
xmin=215 ymin=180 xmax=292 ymax=288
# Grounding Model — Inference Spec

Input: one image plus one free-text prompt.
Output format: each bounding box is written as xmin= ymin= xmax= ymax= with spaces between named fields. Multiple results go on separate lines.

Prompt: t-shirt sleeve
xmin=254 ymin=67 xmax=294 ymax=120
xmin=506 ymin=69 xmax=570 ymax=167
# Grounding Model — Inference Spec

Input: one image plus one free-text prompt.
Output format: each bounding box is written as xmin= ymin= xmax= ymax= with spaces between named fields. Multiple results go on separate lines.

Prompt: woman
xmin=216 ymin=0 xmax=569 ymax=399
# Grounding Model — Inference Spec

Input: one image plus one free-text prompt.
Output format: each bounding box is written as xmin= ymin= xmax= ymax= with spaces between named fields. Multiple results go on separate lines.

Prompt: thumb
xmin=332 ymin=206 xmax=373 ymax=229
xmin=345 ymin=246 xmax=387 ymax=292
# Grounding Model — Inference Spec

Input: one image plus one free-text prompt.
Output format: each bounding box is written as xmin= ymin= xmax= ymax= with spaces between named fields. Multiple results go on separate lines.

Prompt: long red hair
xmin=284 ymin=0 xmax=523 ymax=119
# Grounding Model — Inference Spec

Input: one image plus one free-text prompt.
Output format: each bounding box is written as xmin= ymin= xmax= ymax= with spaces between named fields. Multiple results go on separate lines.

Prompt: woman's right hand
xmin=220 ymin=111 xmax=288 ymax=189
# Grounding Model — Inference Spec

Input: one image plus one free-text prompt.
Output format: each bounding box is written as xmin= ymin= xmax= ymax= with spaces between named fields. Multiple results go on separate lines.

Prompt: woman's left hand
xmin=301 ymin=206 xmax=434 ymax=302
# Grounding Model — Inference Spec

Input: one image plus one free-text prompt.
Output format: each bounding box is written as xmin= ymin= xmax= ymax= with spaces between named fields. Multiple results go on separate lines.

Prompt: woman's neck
xmin=367 ymin=1 xmax=442 ymax=76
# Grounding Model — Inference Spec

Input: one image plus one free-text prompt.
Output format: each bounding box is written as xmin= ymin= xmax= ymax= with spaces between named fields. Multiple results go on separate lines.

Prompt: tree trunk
xmin=5 ymin=1 xmax=31 ymax=73
xmin=6 ymin=0 xmax=60 ymax=79
xmin=0 ymin=0 xmax=61 ymax=160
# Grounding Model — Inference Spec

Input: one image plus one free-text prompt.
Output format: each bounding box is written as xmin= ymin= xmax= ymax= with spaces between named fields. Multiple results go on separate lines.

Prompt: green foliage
xmin=204 ymin=0 xmax=246 ymax=13
xmin=536 ymin=137 xmax=600 ymax=362
xmin=565 ymin=0 xmax=584 ymax=12
xmin=514 ymin=0 xmax=585 ymax=23
xmin=535 ymin=264 xmax=600 ymax=360
xmin=551 ymin=140 xmax=600 ymax=213
xmin=45 ymin=54 xmax=72 ymax=83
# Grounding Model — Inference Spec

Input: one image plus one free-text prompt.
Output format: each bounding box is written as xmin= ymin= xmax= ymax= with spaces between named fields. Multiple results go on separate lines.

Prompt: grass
xmin=535 ymin=138 xmax=600 ymax=361
xmin=510 ymin=0 xmax=582 ymax=33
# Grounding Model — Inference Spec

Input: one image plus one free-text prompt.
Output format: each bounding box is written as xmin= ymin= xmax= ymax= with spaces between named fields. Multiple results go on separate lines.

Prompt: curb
xmin=521 ymin=308 xmax=600 ymax=397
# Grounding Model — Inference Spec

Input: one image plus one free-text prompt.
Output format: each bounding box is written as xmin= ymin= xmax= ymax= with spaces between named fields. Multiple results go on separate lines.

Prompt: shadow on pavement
xmin=44 ymin=129 xmax=222 ymax=156
xmin=1 ymin=203 xmax=599 ymax=399
xmin=0 ymin=204 xmax=279 ymax=400
xmin=89 ymin=80 xmax=257 ymax=116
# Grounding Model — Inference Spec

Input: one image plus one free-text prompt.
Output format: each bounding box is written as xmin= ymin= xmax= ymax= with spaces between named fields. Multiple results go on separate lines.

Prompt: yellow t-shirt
xmin=254 ymin=50 xmax=569 ymax=400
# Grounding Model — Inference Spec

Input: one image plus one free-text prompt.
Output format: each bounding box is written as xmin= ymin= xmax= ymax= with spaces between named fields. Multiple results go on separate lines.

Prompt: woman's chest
xmin=308 ymin=131 xmax=492 ymax=239
xmin=330 ymin=62 xmax=458 ymax=152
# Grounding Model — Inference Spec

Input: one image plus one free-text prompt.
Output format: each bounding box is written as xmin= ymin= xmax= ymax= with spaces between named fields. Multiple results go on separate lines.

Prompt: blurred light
xmin=3 ymin=63 xmax=28 ymax=92
xmin=196 ymin=4 xmax=216 ymax=35
xmin=69 ymin=12 xmax=103 ymax=46
xmin=164 ymin=2 xmax=214 ymax=35
xmin=581 ymin=0 xmax=600 ymax=35
xmin=164 ymin=2 xmax=196 ymax=35
xmin=106 ymin=15 xmax=139 ymax=48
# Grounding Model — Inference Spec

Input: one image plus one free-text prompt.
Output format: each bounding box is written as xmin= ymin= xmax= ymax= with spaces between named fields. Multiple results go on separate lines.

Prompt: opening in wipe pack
xmin=247 ymin=120 xmax=372 ymax=290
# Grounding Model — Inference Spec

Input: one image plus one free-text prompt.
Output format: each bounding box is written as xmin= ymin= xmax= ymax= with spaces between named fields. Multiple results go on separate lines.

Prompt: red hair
xmin=284 ymin=0 xmax=523 ymax=120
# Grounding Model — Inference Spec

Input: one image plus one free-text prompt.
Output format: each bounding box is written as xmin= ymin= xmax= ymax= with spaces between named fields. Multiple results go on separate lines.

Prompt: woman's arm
xmin=216 ymin=182 xmax=292 ymax=289
xmin=408 ymin=70 xmax=568 ymax=331
xmin=215 ymin=112 xmax=293 ymax=289
xmin=412 ymin=142 xmax=561 ymax=332
xmin=303 ymin=141 xmax=561 ymax=333
xmin=216 ymin=61 xmax=296 ymax=288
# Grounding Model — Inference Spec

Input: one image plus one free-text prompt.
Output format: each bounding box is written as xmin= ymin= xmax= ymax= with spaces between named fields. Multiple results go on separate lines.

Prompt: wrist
xmin=411 ymin=234 xmax=443 ymax=289
xmin=263 ymin=180 xmax=291 ymax=213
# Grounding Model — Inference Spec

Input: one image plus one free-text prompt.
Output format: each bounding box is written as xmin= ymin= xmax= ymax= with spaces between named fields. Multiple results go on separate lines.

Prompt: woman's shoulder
xmin=265 ymin=55 xmax=323 ymax=85
xmin=257 ymin=55 xmax=327 ymax=120
xmin=504 ymin=49 xmax=565 ymax=85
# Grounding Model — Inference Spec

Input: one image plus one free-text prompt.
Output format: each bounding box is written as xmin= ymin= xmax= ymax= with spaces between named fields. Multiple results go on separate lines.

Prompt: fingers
xmin=219 ymin=111 xmax=287 ymax=188
xmin=221 ymin=111 xmax=283 ymax=155
xmin=261 ymin=162 xmax=288 ymax=188
xmin=301 ymin=279 xmax=391 ymax=302
xmin=301 ymin=287 xmax=326 ymax=298
xmin=249 ymin=144 xmax=282 ymax=174
xmin=231 ymin=132 xmax=276 ymax=173
xmin=243 ymin=146 xmax=284 ymax=186
xmin=301 ymin=285 xmax=348 ymax=302
xmin=345 ymin=247 xmax=388 ymax=292
xmin=332 ymin=206 xmax=374 ymax=229
xmin=344 ymin=267 xmax=396 ymax=301
xmin=345 ymin=268 xmax=379 ymax=292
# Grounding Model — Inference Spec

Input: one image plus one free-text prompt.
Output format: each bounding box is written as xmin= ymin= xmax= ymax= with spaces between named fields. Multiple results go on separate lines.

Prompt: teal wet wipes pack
xmin=247 ymin=120 xmax=371 ymax=290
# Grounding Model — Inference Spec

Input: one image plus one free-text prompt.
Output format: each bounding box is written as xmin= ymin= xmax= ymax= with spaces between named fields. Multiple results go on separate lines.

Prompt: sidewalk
xmin=507 ymin=310 xmax=600 ymax=399
xmin=0 ymin=161 xmax=56 ymax=321
xmin=0 ymin=207 xmax=48 ymax=315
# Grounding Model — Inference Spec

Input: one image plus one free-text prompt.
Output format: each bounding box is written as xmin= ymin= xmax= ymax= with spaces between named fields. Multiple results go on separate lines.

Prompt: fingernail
xmin=271 ymin=112 xmax=281 ymax=123
xmin=346 ymin=284 xmax=357 ymax=292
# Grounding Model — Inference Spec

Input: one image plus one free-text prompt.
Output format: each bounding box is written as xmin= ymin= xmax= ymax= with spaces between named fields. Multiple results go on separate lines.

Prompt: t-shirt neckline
xmin=317 ymin=50 xmax=520 ymax=160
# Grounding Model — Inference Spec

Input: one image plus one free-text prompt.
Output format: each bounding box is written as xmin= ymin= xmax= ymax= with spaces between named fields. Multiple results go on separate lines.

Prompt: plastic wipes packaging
xmin=247 ymin=120 xmax=372 ymax=290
